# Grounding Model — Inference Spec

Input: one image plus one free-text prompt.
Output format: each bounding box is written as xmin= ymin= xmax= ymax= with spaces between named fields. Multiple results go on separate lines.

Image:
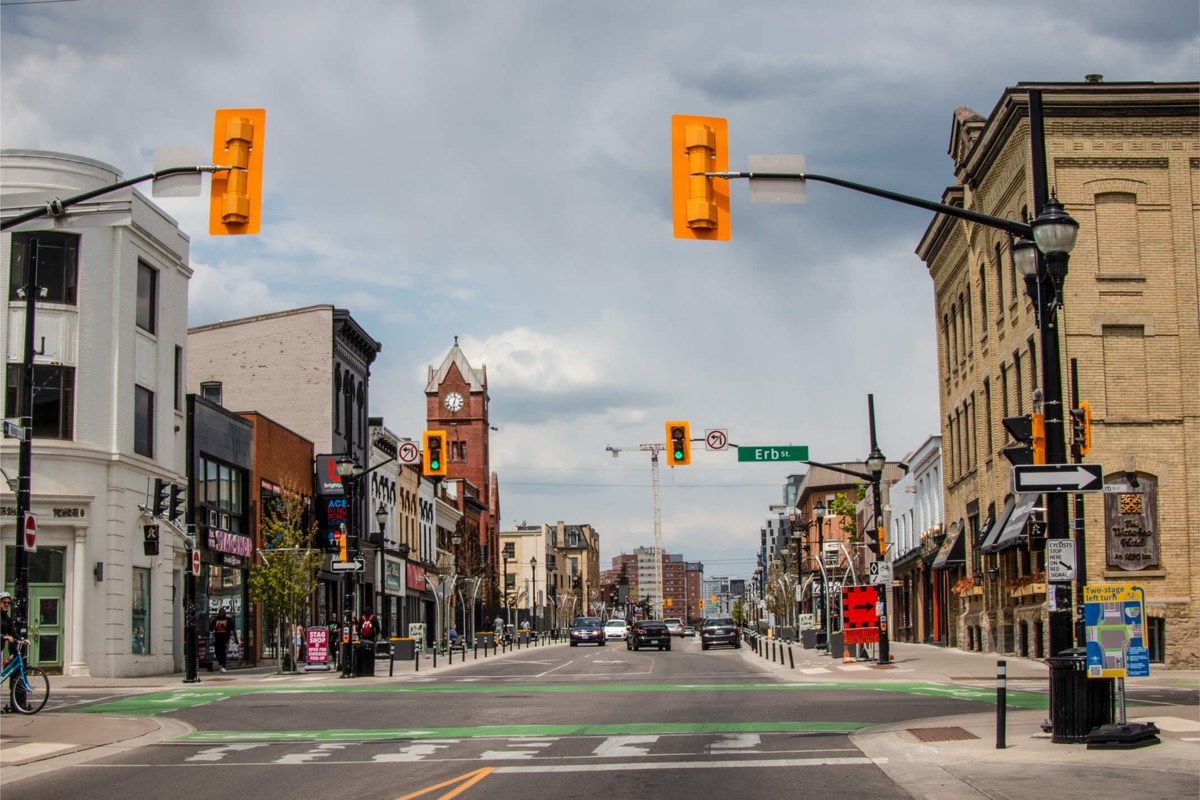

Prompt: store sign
xmin=384 ymin=556 xmax=404 ymax=593
xmin=407 ymin=562 xmax=426 ymax=592
xmin=207 ymin=529 xmax=252 ymax=558
xmin=1104 ymin=479 xmax=1159 ymax=571
xmin=315 ymin=454 xmax=346 ymax=496
xmin=306 ymin=627 xmax=330 ymax=666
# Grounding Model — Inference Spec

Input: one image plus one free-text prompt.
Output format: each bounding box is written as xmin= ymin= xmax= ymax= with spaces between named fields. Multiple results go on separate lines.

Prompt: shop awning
xmin=978 ymin=498 xmax=1013 ymax=553
xmin=932 ymin=521 xmax=966 ymax=570
xmin=983 ymin=493 xmax=1040 ymax=554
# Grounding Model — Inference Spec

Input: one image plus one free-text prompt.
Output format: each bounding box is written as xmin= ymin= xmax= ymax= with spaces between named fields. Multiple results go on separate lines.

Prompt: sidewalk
xmin=747 ymin=638 xmax=1200 ymax=799
xmin=2 ymin=637 xmax=1197 ymax=798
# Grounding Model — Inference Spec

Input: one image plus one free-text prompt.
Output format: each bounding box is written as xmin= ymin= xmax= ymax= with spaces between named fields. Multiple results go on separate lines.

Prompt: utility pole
xmin=606 ymin=443 xmax=665 ymax=619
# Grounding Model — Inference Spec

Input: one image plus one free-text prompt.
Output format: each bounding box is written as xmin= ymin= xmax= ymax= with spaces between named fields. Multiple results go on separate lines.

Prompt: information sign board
xmin=1084 ymin=584 xmax=1149 ymax=679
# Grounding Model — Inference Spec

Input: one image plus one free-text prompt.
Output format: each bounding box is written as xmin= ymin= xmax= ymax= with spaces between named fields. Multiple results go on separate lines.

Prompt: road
xmin=0 ymin=636 xmax=1076 ymax=800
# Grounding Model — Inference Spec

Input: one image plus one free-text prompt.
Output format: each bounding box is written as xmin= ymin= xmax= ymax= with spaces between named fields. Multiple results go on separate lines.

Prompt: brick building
xmin=918 ymin=79 xmax=1198 ymax=668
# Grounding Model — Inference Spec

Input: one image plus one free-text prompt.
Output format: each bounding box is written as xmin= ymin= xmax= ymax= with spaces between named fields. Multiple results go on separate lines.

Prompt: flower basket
xmin=951 ymin=576 xmax=978 ymax=597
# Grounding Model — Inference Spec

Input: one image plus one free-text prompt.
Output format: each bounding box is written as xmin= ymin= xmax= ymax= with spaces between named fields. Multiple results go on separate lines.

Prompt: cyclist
xmin=1 ymin=591 xmax=15 ymax=713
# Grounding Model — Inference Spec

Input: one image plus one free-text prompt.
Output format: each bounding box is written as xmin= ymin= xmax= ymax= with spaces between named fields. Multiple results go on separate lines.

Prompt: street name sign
xmin=1013 ymin=464 xmax=1103 ymax=493
xmin=737 ymin=445 xmax=808 ymax=463
xmin=332 ymin=556 xmax=366 ymax=573
xmin=1047 ymin=540 xmax=1076 ymax=582
xmin=4 ymin=418 xmax=27 ymax=441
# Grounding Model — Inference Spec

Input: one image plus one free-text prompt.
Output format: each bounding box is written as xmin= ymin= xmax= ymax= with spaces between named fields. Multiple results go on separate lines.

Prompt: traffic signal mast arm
xmin=0 ymin=164 xmax=242 ymax=232
xmin=703 ymin=170 xmax=1033 ymax=240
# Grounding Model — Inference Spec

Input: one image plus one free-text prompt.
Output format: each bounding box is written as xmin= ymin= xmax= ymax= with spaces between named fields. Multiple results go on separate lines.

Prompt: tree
xmin=249 ymin=487 xmax=322 ymax=673
xmin=731 ymin=597 xmax=745 ymax=625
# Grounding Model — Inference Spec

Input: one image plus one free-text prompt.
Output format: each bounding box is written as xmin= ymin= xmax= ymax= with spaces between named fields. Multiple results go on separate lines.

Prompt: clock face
xmin=444 ymin=392 xmax=464 ymax=413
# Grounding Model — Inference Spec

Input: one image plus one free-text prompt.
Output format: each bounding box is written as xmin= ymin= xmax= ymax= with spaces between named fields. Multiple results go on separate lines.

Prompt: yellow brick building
xmin=917 ymin=79 xmax=1198 ymax=669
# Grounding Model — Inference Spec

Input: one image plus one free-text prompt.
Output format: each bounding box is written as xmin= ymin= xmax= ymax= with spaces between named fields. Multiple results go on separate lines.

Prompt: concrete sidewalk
xmin=2 ymin=637 xmax=1197 ymax=798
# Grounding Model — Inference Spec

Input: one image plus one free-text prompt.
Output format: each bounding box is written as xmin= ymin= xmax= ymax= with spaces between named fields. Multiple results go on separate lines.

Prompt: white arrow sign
xmin=332 ymin=556 xmax=366 ymax=573
xmin=1013 ymin=464 xmax=1103 ymax=493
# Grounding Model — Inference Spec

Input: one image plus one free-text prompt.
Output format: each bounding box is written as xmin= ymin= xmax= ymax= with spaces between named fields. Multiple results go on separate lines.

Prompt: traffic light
xmin=1000 ymin=414 xmax=1034 ymax=466
xmin=338 ymin=524 xmax=349 ymax=563
xmin=210 ymin=108 xmax=266 ymax=235
xmin=143 ymin=524 xmax=160 ymax=556
xmin=671 ymin=115 xmax=730 ymax=240
xmin=1071 ymin=401 xmax=1092 ymax=457
xmin=169 ymin=483 xmax=186 ymax=524
xmin=423 ymin=430 xmax=447 ymax=477
xmin=1031 ymin=412 xmax=1046 ymax=465
xmin=665 ymin=421 xmax=691 ymax=466
xmin=152 ymin=478 xmax=170 ymax=517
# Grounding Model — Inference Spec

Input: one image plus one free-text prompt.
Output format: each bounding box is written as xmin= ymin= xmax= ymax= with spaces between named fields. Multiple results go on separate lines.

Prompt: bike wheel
xmin=12 ymin=666 xmax=50 ymax=714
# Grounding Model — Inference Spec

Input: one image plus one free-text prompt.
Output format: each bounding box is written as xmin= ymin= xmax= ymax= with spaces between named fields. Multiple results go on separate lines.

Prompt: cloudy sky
xmin=3 ymin=1 xmax=1196 ymax=577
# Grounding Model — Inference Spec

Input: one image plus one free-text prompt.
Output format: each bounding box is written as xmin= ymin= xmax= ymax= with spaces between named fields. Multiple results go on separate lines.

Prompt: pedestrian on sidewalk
xmin=1 ymin=591 xmax=16 ymax=713
xmin=210 ymin=607 xmax=239 ymax=673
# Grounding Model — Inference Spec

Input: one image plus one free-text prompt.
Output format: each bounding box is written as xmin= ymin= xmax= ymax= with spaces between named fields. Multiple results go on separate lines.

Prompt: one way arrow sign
xmin=1013 ymin=464 xmax=1104 ymax=494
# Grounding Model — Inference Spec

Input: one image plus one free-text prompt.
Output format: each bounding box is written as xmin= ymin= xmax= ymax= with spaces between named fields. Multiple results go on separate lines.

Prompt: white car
xmin=663 ymin=618 xmax=685 ymax=637
xmin=604 ymin=619 xmax=628 ymax=640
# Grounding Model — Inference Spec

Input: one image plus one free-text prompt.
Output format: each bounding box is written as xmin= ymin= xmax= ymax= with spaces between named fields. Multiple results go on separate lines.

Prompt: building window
xmin=134 ymin=385 xmax=154 ymax=457
xmin=5 ymin=364 xmax=75 ymax=440
xmin=1028 ymin=337 xmax=1038 ymax=399
xmin=993 ymin=244 xmax=1004 ymax=320
xmin=983 ymin=378 xmax=993 ymax=455
xmin=1095 ymin=193 xmax=1140 ymax=274
xmin=978 ymin=264 xmax=988 ymax=329
xmin=7 ymin=231 xmax=79 ymax=305
xmin=131 ymin=566 xmax=150 ymax=654
xmin=1000 ymin=363 xmax=1010 ymax=418
xmin=174 ymin=346 xmax=184 ymax=411
xmin=1147 ymin=617 xmax=1166 ymax=664
xmin=136 ymin=260 xmax=157 ymax=334
xmin=200 ymin=380 xmax=222 ymax=405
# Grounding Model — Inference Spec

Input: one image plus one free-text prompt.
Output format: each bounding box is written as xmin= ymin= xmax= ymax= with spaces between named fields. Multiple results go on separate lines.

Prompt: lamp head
xmin=374 ymin=503 xmax=389 ymax=530
xmin=1013 ymin=236 xmax=1039 ymax=278
xmin=1031 ymin=195 xmax=1079 ymax=256
xmin=814 ymin=499 xmax=826 ymax=519
xmin=866 ymin=446 xmax=886 ymax=476
xmin=335 ymin=455 xmax=360 ymax=478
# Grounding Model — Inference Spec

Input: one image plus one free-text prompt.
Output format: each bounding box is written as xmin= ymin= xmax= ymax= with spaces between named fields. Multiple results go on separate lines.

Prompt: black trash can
xmin=1047 ymin=648 xmax=1114 ymax=743
xmin=354 ymin=641 xmax=376 ymax=676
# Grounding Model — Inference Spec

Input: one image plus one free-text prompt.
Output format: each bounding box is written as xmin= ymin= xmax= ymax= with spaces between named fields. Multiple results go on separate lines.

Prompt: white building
xmin=1 ymin=151 xmax=190 ymax=677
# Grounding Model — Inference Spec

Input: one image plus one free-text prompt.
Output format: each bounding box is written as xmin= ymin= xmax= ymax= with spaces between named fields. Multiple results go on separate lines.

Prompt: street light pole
xmin=530 ymin=556 xmax=538 ymax=633
xmin=814 ymin=501 xmax=827 ymax=648
xmin=866 ymin=394 xmax=889 ymax=665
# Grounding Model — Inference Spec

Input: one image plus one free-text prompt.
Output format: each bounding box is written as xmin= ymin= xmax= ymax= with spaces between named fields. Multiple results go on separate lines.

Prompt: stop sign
xmin=191 ymin=548 xmax=201 ymax=576
xmin=23 ymin=512 xmax=37 ymax=553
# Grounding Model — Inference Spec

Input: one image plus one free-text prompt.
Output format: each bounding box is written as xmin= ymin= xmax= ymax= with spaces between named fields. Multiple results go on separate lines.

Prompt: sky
xmin=3 ymin=0 xmax=1197 ymax=579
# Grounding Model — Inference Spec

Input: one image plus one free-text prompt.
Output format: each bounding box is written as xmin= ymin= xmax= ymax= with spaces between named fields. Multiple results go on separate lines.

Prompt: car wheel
xmin=601 ymin=640 xmax=606 ymax=646
xmin=734 ymin=641 xmax=741 ymax=649
xmin=633 ymin=642 xmax=639 ymax=651
xmin=570 ymin=641 xmax=577 ymax=647
xmin=702 ymin=642 xmax=709 ymax=650
xmin=666 ymin=643 xmax=671 ymax=651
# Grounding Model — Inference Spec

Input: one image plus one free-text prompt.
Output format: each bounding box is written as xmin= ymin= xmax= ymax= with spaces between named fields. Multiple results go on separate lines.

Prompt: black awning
xmin=978 ymin=497 xmax=1014 ymax=553
xmin=983 ymin=494 xmax=1040 ymax=554
xmin=932 ymin=522 xmax=966 ymax=570
xmin=893 ymin=546 xmax=924 ymax=572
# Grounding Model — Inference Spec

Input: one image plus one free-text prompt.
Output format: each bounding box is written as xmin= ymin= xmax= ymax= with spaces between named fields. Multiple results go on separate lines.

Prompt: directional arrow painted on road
xmin=1013 ymin=464 xmax=1103 ymax=493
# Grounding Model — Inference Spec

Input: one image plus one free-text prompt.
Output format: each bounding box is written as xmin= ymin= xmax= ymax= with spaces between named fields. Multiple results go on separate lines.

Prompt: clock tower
xmin=425 ymin=337 xmax=491 ymax=495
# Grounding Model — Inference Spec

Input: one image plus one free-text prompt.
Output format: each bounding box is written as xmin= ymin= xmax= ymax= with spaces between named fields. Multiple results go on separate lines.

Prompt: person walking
xmin=209 ymin=607 xmax=239 ymax=673
xmin=1 ymin=592 xmax=17 ymax=713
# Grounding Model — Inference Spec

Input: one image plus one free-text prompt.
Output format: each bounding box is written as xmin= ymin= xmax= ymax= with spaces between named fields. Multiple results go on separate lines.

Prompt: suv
xmin=627 ymin=620 xmax=671 ymax=651
xmin=700 ymin=617 xmax=740 ymax=650
xmin=569 ymin=616 xmax=606 ymax=647
xmin=663 ymin=618 xmax=685 ymax=637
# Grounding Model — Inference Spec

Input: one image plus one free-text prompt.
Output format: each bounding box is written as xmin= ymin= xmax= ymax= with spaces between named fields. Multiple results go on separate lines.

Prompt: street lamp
xmin=530 ymin=556 xmax=538 ymax=633
xmin=334 ymin=456 xmax=363 ymax=678
xmin=451 ymin=531 xmax=462 ymax=644
xmin=374 ymin=504 xmax=387 ymax=635
xmin=865 ymin=439 xmax=889 ymax=664
xmin=813 ymin=500 xmax=828 ymax=647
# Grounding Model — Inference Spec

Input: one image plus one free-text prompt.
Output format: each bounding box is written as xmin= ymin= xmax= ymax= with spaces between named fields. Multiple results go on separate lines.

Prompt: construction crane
xmin=605 ymin=443 xmax=665 ymax=620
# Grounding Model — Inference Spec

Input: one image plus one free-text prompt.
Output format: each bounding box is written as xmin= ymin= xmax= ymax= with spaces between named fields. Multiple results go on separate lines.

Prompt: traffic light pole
xmin=11 ymin=239 xmax=40 ymax=642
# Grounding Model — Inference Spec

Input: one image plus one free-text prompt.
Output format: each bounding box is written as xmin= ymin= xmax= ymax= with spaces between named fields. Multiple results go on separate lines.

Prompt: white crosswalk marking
xmin=374 ymin=740 xmax=461 ymax=762
xmin=275 ymin=743 xmax=349 ymax=764
xmin=591 ymin=735 xmax=660 ymax=758
xmin=712 ymin=734 xmax=760 ymax=750
xmin=186 ymin=744 xmax=267 ymax=762
xmin=479 ymin=738 xmax=557 ymax=760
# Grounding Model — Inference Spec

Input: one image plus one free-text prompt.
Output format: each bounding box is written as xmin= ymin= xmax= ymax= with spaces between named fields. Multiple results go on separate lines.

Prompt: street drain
xmin=906 ymin=726 xmax=980 ymax=742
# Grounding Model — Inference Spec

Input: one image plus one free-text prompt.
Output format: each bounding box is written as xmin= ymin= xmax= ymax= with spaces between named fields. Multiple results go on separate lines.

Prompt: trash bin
xmin=1047 ymin=648 xmax=1114 ymax=743
xmin=827 ymin=631 xmax=844 ymax=659
xmin=801 ymin=629 xmax=818 ymax=649
xmin=354 ymin=641 xmax=376 ymax=676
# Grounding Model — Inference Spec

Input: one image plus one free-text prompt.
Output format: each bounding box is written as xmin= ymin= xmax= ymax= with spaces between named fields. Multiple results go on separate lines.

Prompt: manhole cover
xmin=907 ymin=726 xmax=980 ymax=743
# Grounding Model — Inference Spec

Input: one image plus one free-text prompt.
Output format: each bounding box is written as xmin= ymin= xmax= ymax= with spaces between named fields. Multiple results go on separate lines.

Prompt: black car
xmin=627 ymin=620 xmax=671 ymax=651
xmin=700 ymin=617 xmax=740 ymax=649
xmin=569 ymin=616 xmax=606 ymax=647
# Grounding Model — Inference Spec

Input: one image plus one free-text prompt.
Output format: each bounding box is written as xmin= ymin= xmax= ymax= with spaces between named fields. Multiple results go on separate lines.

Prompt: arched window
xmin=978 ymin=263 xmax=988 ymax=329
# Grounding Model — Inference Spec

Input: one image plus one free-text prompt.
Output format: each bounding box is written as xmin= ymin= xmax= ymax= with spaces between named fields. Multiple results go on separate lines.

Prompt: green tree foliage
xmin=249 ymin=488 xmax=322 ymax=673
xmin=731 ymin=597 xmax=745 ymax=625
xmin=828 ymin=487 xmax=864 ymax=542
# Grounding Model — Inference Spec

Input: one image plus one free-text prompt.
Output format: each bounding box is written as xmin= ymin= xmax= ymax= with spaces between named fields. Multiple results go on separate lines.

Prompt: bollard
xmin=449 ymin=646 xmax=454 ymax=665
xmin=415 ymin=649 xmax=419 ymax=672
xmin=788 ymin=646 xmax=795 ymax=669
xmin=997 ymin=659 xmax=1007 ymax=749
xmin=474 ymin=641 xmax=479 ymax=660
xmin=433 ymin=649 xmax=438 ymax=669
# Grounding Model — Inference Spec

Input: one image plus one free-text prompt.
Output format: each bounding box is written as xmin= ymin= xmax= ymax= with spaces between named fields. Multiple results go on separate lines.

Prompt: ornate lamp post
xmin=530 ymin=556 xmax=538 ymax=633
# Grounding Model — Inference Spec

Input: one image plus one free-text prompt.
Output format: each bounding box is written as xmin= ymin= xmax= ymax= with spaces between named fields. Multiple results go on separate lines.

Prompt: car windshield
xmin=574 ymin=617 xmax=601 ymax=627
xmin=604 ymin=620 xmax=625 ymax=628
xmin=706 ymin=618 xmax=735 ymax=626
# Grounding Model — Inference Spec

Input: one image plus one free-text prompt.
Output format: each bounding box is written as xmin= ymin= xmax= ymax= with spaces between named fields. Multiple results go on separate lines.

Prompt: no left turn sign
xmin=398 ymin=441 xmax=420 ymax=465
xmin=705 ymin=429 xmax=729 ymax=451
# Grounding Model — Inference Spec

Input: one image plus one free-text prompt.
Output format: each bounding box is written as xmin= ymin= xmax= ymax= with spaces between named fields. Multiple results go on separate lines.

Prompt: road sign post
xmin=1047 ymin=540 xmax=1076 ymax=582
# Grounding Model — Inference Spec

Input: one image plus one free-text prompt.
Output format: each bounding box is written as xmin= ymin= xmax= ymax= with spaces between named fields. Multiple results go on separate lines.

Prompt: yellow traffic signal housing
xmin=338 ymin=524 xmax=348 ymax=563
xmin=423 ymin=430 xmax=447 ymax=477
xmin=1031 ymin=412 xmax=1046 ymax=465
xmin=210 ymin=108 xmax=265 ymax=235
xmin=1072 ymin=401 xmax=1092 ymax=456
xmin=671 ymin=115 xmax=729 ymax=240
xmin=665 ymin=421 xmax=691 ymax=466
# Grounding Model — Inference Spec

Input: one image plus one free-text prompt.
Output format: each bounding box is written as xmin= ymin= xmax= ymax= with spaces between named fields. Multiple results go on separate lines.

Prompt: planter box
xmin=1011 ymin=582 xmax=1047 ymax=598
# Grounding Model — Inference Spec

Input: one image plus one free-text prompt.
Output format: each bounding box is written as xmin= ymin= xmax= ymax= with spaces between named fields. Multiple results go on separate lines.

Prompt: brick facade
xmin=918 ymin=81 xmax=1199 ymax=668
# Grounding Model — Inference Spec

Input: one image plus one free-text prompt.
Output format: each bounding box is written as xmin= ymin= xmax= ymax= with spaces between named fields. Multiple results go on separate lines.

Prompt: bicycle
xmin=1 ymin=639 xmax=50 ymax=714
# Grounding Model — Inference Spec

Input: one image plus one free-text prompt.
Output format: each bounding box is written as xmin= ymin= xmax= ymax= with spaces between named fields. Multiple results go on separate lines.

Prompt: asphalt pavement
xmin=1 ymin=636 xmax=1197 ymax=799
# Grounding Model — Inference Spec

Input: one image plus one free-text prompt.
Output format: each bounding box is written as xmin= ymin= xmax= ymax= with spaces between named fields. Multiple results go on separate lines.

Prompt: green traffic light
xmin=430 ymin=459 xmax=440 ymax=470
xmin=674 ymin=449 xmax=683 ymax=460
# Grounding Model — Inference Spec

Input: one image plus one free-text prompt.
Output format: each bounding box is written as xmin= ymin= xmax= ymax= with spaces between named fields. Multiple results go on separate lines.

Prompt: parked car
xmin=603 ymin=619 xmax=628 ymax=640
xmin=627 ymin=620 xmax=671 ymax=651
xmin=682 ymin=626 xmax=696 ymax=637
xmin=663 ymin=617 xmax=685 ymax=637
xmin=569 ymin=616 xmax=606 ymax=647
xmin=700 ymin=617 xmax=740 ymax=650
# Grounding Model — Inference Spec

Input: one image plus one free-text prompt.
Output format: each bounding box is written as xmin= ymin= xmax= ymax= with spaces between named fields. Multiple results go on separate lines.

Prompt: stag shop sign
xmin=1104 ymin=478 xmax=1159 ymax=570
xmin=207 ymin=529 xmax=253 ymax=567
